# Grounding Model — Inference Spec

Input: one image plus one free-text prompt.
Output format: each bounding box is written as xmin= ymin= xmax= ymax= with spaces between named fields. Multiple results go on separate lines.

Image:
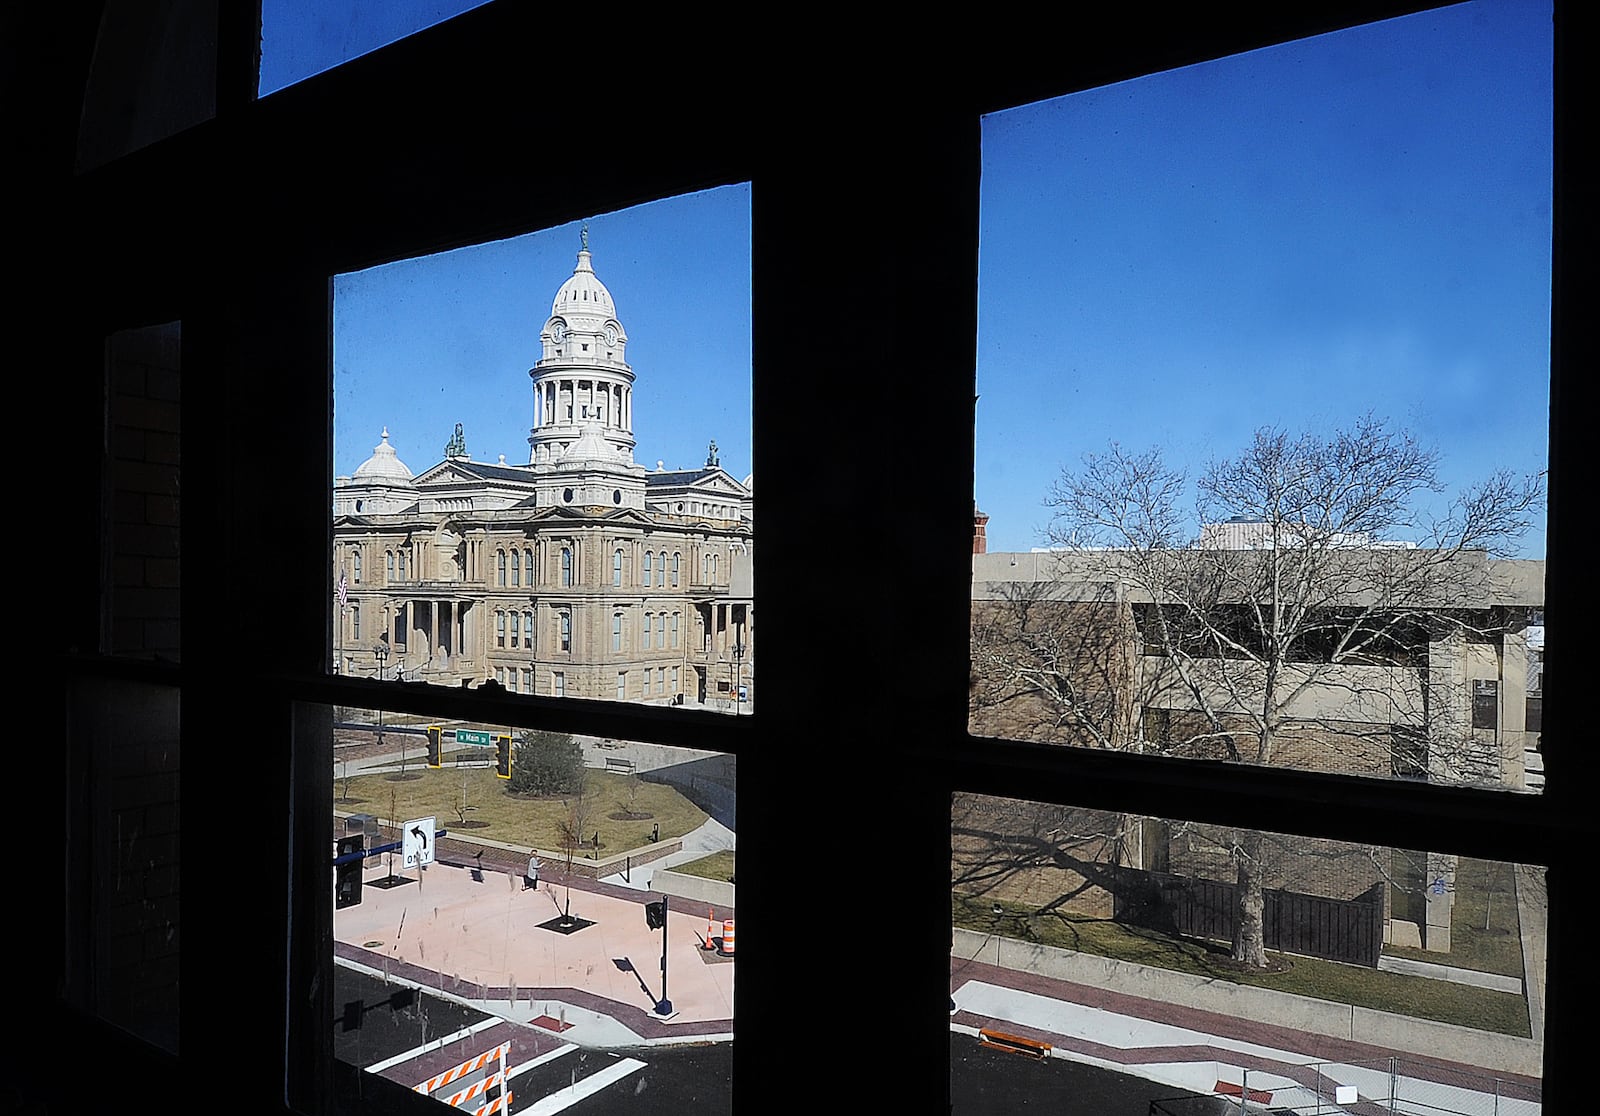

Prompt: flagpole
xmin=336 ymin=570 xmax=348 ymax=674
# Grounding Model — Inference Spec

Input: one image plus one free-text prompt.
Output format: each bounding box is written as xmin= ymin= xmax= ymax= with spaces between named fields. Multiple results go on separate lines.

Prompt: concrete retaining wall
xmin=952 ymin=928 xmax=1541 ymax=1077
xmin=651 ymin=868 xmax=735 ymax=910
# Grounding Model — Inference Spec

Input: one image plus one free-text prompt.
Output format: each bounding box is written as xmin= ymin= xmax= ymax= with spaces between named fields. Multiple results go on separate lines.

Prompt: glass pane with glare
xmin=333 ymin=705 xmax=734 ymax=1108
xmin=333 ymin=187 xmax=753 ymax=714
xmin=950 ymin=794 xmax=1544 ymax=1114
xmin=65 ymin=678 xmax=180 ymax=1055
xmin=971 ymin=0 xmax=1550 ymax=794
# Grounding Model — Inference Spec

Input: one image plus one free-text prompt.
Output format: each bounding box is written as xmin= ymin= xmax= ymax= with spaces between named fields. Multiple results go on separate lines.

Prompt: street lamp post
xmin=731 ymin=641 xmax=745 ymax=715
xmin=373 ymin=638 xmax=395 ymax=772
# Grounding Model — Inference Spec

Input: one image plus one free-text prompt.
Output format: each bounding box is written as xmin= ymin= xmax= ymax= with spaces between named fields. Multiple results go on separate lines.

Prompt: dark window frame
xmin=33 ymin=3 xmax=1589 ymax=1114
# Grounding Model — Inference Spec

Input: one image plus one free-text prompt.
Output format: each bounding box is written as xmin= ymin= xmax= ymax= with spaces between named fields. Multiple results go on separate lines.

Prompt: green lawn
xmin=1383 ymin=857 xmax=1526 ymax=979
xmin=335 ymin=764 xmax=707 ymax=854
xmin=673 ymin=850 xmax=736 ymax=882
xmin=952 ymin=894 xmax=1530 ymax=1038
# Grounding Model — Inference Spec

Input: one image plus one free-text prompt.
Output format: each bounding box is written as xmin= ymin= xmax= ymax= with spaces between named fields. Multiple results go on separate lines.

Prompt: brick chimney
xmin=973 ymin=505 xmax=989 ymax=555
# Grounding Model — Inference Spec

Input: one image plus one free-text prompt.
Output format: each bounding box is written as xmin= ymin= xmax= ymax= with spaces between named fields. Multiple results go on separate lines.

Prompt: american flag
xmin=336 ymin=570 xmax=348 ymax=612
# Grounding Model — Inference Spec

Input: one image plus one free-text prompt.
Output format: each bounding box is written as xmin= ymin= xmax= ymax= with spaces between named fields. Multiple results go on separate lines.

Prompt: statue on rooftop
xmin=445 ymin=422 xmax=467 ymax=459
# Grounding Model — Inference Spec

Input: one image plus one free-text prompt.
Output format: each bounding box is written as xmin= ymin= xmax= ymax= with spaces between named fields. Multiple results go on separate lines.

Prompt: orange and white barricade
xmin=473 ymin=1094 xmax=513 ymax=1116
xmin=442 ymin=1069 xmax=504 ymax=1110
xmin=414 ymin=1041 xmax=512 ymax=1111
xmin=719 ymin=918 xmax=735 ymax=956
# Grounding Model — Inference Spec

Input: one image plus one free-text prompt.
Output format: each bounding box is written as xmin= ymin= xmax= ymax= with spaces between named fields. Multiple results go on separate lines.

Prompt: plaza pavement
xmin=334 ymin=820 xmax=737 ymax=1049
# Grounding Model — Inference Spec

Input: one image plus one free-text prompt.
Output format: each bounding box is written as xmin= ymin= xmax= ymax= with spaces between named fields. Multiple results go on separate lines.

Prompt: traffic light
xmin=495 ymin=734 xmax=512 ymax=779
xmin=426 ymin=725 xmax=442 ymax=768
xmin=335 ymin=834 xmax=364 ymax=909
xmin=644 ymin=899 xmax=666 ymax=930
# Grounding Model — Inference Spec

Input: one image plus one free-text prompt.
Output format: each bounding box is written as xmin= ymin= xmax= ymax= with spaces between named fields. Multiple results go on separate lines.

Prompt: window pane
xmin=972 ymin=0 xmax=1550 ymax=792
xmin=65 ymin=677 xmax=181 ymax=1054
xmin=258 ymin=0 xmax=493 ymax=96
xmin=333 ymin=188 xmax=754 ymax=712
xmin=332 ymin=710 xmax=734 ymax=1108
xmin=76 ymin=6 xmax=216 ymax=172
xmin=951 ymin=794 xmax=1544 ymax=1111
xmin=106 ymin=323 xmax=182 ymax=660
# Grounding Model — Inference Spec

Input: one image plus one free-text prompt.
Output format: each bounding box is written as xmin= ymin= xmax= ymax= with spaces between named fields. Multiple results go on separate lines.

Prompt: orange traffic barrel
xmin=719 ymin=919 xmax=735 ymax=956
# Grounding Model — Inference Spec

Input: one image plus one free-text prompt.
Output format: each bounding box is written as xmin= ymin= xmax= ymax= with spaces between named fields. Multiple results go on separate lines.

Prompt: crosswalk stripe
xmin=507 ymin=1044 xmax=576 ymax=1079
xmin=365 ymin=1017 xmax=504 ymax=1074
xmin=517 ymin=1057 xmax=646 ymax=1116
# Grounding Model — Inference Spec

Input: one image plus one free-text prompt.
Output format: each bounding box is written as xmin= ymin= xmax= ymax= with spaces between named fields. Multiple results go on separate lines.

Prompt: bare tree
xmin=980 ymin=415 xmax=1542 ymax=968
xmin=557 ymin=770 xmax=598 ymax=862
xmin=951 ymin=794 xmax=1147 ymax=929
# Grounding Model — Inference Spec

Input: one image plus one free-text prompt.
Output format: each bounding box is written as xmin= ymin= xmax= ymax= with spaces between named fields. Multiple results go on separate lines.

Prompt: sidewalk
xmin=951 ymin=955 xmax=1543 ymax=1114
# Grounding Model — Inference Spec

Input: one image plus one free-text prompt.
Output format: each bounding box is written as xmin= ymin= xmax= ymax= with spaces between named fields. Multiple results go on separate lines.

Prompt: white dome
xmin=560 ymin=419 xmax=623 ymax=466
xmin=351 ymin=427 xmax=415 ymax=484
xmin=549 ymin=249 xmax=619 ymax=328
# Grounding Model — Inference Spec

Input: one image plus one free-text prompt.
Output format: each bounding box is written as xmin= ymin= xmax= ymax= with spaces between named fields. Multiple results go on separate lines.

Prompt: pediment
xmin=416 ymin=460 xmax=537 ymax=489
xmin=412 ymin=460 xmax=476 ymax=486
xmin=661 ymin=467 xmax=748 ymax=497
xmin=607 ymin=507 xmax=657 ymax=526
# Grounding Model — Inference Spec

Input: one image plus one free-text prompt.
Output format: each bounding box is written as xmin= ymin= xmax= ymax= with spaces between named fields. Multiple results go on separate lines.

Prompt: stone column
xmin=1423 ymin=852 xmax=1456 ymax=953
xmin=1500 ymin=627 xmax=1528 ymax=790
xmin=1427 ymin=630 xmax=1469 ymax=783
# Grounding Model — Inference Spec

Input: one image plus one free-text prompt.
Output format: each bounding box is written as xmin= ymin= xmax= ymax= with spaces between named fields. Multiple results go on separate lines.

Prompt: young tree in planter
xmin=985 ymin=415 xmax=1541 ymax=968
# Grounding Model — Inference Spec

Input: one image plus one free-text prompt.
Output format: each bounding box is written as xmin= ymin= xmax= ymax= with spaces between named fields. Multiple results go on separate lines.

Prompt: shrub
xmin=509 ymin=730 xmax=583 ymax=796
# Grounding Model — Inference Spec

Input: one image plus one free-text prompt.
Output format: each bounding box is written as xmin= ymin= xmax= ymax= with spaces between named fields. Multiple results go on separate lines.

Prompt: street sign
xmin=402 ymin=816 xmax=436 ymax=869
xmin=455 ymin=729 xmax=494 ymax=746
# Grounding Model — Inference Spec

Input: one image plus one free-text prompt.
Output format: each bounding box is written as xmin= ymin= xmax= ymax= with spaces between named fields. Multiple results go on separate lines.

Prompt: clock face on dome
xmin=604 ymin=324 xmax=618 ymax=345
xmin=550 ymin=320 xmax=567 ymax=344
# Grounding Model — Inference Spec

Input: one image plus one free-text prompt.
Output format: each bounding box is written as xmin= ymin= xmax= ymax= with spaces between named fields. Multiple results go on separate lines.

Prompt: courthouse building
xmin=332 ymin=244 xmax=754 ymax=706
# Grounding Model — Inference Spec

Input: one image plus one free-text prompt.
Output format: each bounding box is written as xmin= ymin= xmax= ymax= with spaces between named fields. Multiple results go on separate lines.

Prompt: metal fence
xmin=1149 ymin=1056 xmax=1540 ymax=1116
xmin=1115 ymin=868 xmax=1385 ymax=967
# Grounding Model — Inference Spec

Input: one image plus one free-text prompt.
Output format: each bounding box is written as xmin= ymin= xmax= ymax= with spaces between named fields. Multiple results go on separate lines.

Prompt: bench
xmin=605 ymin=757 xmax=637 ymax=775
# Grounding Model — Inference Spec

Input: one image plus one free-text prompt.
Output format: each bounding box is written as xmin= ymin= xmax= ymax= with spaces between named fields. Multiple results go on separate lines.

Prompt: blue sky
xmin=259 ymin=0 xmax=490 ymax=96
xmin=333 ymin=186 xmax=754 ymax=484
xmin=976 ymin=0 xmax=1552 ymax=556
xmin=316 ymin=1 xmax=1551 ymax=559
